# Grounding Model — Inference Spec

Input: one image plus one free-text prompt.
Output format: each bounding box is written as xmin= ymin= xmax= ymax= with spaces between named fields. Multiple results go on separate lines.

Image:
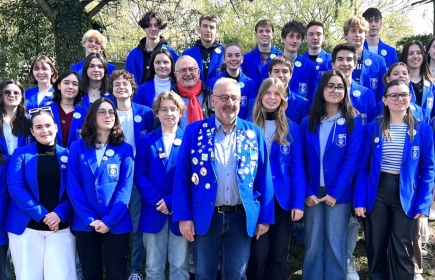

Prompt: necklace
xmin=89 ymin=84 xmax=101 ymax=90
xmin=116 ymin=105 xmax=132 ymax=112
xmin=61 ymin=102 xmax=74 ymax=106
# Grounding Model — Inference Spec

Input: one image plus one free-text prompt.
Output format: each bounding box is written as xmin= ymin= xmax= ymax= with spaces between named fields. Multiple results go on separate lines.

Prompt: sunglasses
xmin=4 ymin=89 xmax=21 ymax=96
xmin=28 ymin=106 xmax=54 ymax=117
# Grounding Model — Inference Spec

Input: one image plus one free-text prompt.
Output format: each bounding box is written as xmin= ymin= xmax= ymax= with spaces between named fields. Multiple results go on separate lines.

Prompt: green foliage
xmin=396 ymin=33 xmax=434 ymax=58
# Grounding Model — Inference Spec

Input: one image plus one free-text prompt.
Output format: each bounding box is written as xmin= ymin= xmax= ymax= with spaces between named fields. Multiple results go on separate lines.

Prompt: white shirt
xmin=2 ymin=122 xmax=18 ymax=156
xmin=37 ymin=90 xmax=53 ymax=106
xmin=162 ymin=133 xmax=176 ymax=156
xmin=117 ymin=108 xmax=136 ymax=155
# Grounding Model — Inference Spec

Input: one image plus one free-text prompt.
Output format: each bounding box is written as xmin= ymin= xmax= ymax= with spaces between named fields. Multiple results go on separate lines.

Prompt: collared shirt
xmin=214 ymin=118 xmax=241 ymax=206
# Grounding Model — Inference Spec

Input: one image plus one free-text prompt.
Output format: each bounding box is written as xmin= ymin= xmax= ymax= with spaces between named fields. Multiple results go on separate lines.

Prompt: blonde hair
xmin=153 ymin=91 xmax=187 ymax=116
xmin=81 ymin=30 xmax=108 ymax=50
xmin=253 ymin=78 xmax=289 ymax=145
xmin=343 ymin=16 xmax=369 ymax=36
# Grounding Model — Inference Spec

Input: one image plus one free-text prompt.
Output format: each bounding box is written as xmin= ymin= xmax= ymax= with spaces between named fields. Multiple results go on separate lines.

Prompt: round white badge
xmin=407 ymin=129 xmax=417 ymax=136
xmin=205 ymin=183 xmax=211 ymax=189
xmin=294 ymin=61 xmax=302 ymax=68
xmin=316 ymin=57 xmax=323 ymax=63
xmin=246 ymin=130 xmax=255 ymax=139
xmin=381 ymin=49 xmax=387 ymax=56
xmin=174 ymin=139 xmax=182 ymax=146
xmin=364 ymin=59 xmax=372 ymax=67
xmin=316 ymin=66 xmax=320 ymax=70
xmin=374 ymin=137 xmax=379 ymax=143
xmin=353 ymin=90 xmax=361 ymax=98
xmin=238 ymin=82 xmax=245 ymax=88
xmin=73 ymin=112 xmax=81 ymax=119
xmin=203 ymin=123 xmax=208 ymax=128
xmin=336 ymin=118 xmax=346 ymax=125
xmin=104 ymin=92 xmax=110 ymax=96
xmin=215 ymin=48 xmax=222 ymax=54
xmin=134 ymin=116 xmax=142 ymax=123
xmin=60 ymin=156 xmax=68 ymax=163
xmin=106 ymin=149 xmax=115 ymax=157
xmin=424 ymin=80 xmax=430 ymax=87
xmin=270 ymin=54 xmax=276 ymax=59
xmin=410 ymin=104 xmax=416 ymax=111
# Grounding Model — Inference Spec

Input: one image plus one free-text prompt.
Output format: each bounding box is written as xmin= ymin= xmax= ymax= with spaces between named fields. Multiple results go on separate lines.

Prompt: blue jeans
xmin=193 ymin=209 xmax=251 ymax=280
xmin=129 ymin=184 xmax=145 ymax=274
xmin=347 ymin=215 xmax=360 ymax=259
xmin=143 ymin=221 xmax=189 ymax=280
xmin=302 ymin=190 xmax=350 ymax=280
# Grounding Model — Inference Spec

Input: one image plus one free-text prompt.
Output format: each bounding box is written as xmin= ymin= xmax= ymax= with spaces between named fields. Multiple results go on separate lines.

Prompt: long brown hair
xmin=252 ymin=78 xmax=289 ymax=145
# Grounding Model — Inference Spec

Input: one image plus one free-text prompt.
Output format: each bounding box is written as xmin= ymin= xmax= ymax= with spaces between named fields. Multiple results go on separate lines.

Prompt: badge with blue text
xmin=336 ymin=134 xmax=347 ymax=147
xmin=107 ymin=164 xmax=119 ymax=178
xmin=280 ymin=144 xmax=290 ymax=155
xmin=411 ymin=146 xmax=419 ymax=160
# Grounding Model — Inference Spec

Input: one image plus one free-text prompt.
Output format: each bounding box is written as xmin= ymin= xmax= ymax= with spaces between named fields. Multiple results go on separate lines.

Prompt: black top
xmin=27 ymin=141 xmax=68 ymax=231
xmin=411 ymin=79 xmax=423 ymax=106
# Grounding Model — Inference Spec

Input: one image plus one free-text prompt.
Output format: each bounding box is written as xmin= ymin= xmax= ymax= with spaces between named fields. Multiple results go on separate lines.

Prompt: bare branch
xmin=87 ymin=0 xmax=117 ymax=18
xmin=35 ymin=0 xmax=55 ymax=23
xmin=80 ymin=0 xmax=94 ymax=8
xmin=411 ymin=0 xmax=431 ymax=5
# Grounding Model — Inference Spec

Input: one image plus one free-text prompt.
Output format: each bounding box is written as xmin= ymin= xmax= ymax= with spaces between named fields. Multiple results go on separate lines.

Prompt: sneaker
xmin=347 ymin=258 xmax=359 ymax=280
xmin=128 ymin=273 xmax=143 ymax=280
xmin=422 ymin=243 xmax=428 ymax=257
xmin=429 ymin=208 xmax=435 ymax=221
xmin=414 ymin=274 xmax=425 ymax=280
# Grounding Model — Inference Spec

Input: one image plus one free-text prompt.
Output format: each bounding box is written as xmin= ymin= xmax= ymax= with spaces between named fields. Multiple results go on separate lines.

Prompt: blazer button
xmin=95 ymin=183 xmax=99 ymax=187
xmin=99 ymin=200 xmax=102 ymax=204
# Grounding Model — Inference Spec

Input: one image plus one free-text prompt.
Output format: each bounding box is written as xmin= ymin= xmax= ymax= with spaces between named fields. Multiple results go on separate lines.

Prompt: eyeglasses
xmin=159 ymin=106 xmax=180 ymax=114
xmin=97 ymin=109 xmax=116 ymax=117
xmin=28 ymin=106 xmax=53 ymax=117
xmin=325 ymin=84 xmax=345 ymax=93
xmin=4 ymin=89 xmax=21 ymax=96
xmin=176 ymin=67 xmax=198 ymax=75
xmin=385 ymin=92 xmax=410 ymax=101
xmin=213 ymin=95 xmax=241 ymax=103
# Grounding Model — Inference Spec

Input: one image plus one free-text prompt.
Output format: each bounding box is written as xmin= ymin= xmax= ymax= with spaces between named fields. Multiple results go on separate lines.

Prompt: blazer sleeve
xmin=353 ymin=122 xmax=373 ymax=208
xmin=7 ymin=150 xmax=48 ymax=222
xmin=299 ymin=118 xmax=315 ymax=198
xmin=289 ymin=123 xmax=305 ymax=210
xmin=101 ymin=145 xmax=134 ymax=229
xmin=0 ymin=162 xmax=8 ymax=229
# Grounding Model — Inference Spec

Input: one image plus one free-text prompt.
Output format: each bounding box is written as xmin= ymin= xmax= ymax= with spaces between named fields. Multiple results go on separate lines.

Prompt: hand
xmin=255 ymin=224 xmax=269 ymax=240
xmin=89 ymin=219 xmax=102 ymax=227
xmin=318 ymin=195 xmax=337 ymax=207
xmin=291 ymin=209 xmax=304 ymax=221
xmin=156 ymin=199 xmax=169 ymax=215
xmin=94 ymin=221 xmax=110 ymax=233
xmin=305 ymin=195 xmax=320 ymax=207
xmin=49 ymin=224 xmax=59 ymax=233
xmin=43 ymin=212 xmax=61 ymax=227
xmin=179 ymin=221 xmax=195 ymax=242
xmin=355 ymin=207 xmax=366 ymax=218
xmin=414 ymin=214 xmax=427 ymax=219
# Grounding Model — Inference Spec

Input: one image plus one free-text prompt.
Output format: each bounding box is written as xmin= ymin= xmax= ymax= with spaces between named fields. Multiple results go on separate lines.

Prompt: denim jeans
xmin=193 ymin=209 xmax=251 ymax=280
xmin=302 ymin=188 xmax=350 ymax=280
xmin=143 ymin=220 xmax=189 ymax=280
xmin=129 ymin=184 xmax=146 ymax=274
xmin=347 ymin=215 xmax=360 ymax=259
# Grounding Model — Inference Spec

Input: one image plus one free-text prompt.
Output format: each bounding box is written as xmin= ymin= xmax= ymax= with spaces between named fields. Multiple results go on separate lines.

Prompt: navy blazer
xmin=172 ymin=117 xmax=275 ymax=237
xmin=354 ymin=121 xmax=435 ymax=217
xmin=4 ymin=143 xmax=72 ymax=235
xmin=182 ymin=44 xmax=225 ymax=84
xmin=67 ymin=140 xmax=134 ymax=233
xmin=0 ymin=160 xmax=8 ymax=245
xmin=50 ymin=103 xmax=87 ymax=148
xmin=300 ymin=115 xmax=363 ymax=203
xmin=241 ymin=46 xmax=283 ymax=84
xmin=25 ymin=86 xmax=55 ymax=111
xmin=135 ymin=127 xmax=184 ymax=235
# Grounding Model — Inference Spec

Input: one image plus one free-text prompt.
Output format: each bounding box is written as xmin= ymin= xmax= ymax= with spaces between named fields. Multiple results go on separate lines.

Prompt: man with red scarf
xmin=172 ymin=55 xmax=214 ymax=130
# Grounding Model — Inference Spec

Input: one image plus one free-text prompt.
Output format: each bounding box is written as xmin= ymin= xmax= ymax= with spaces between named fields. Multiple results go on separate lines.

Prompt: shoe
xmin=128 ymin=273 xmax=143 ymax=280
xmin=414 ymin=274 xmax=424 ymax=280
xmin=422 ymin=243 xmax=428 ymax=257
xmin=429 ymin=208 xmax=435 ymax=221
xmin=347 ymin=258 xmax=359 ymax=280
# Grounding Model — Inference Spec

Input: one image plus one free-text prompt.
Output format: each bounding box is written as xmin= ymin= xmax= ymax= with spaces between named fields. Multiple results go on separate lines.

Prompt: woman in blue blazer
xmin=5 ymin=110 xmax=76 ymax=279
xmin=246 ymin=78 xmax=305 ymax=280
xmin=300 ymin=70 xmax=363 ymax=280
xmin=67 ymin=98 xmax=134 ymax=280
xmin=50 ymin=70 xmax=87 ymax=148
xmin=24 ymin=55 xmax=58 ymax=111
xmin=134 ymin=48 xmax=177 ymax=108
xmin=135 ymin=91 xmax=189 ymax=279
xmin=0 ymin=152 xmax=8 ymax=280
xmin=354 ymin=79 xmax=435 ymax=280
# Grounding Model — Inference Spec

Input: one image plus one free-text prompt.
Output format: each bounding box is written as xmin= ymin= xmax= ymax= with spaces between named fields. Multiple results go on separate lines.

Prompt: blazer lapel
xmin=166 ymin=127 xmax=184 ymax=172
xmin=56 ymin=146 xmax=68 ymax=199
xmin=85 ymin=145 xmax=98 ymax=175
xmin=153 ymin=128 xmax=168 ymax=166
xmin=402 ymin=125 xmax=412 ymax=164
xmin=25 ymin=143 xmax=40 ymax=198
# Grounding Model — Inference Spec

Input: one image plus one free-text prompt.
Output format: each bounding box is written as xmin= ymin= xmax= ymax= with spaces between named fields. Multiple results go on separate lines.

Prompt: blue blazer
xmin=0 ymin=161 xmax=8 ymax=245
xmin=182 ymin=45 xmax=225 ymax=84
xmin=302 ymin=49 xmax=333 ymax=85
xmin=4 ymin=143 xmax=72 ymax=235
xmin=135 ymin=127 xmax=184 ymax=235
xmin=70 ymin=60 xmax=117 ymax=77
xmin=300 ymin=116 xmax=363 ymax=203
xmin=131 ymin=102 xmax=155 ymax=142
xmin=172 ymin=117 xmax=275 ymax=237
xmin=364 ymin=39 xmax=399 ymax=68
xmin=350 ymin=81 xmax=377 ymax=125
xmin=81 ymin=92 xmax=116 ymax=110
xmin=25 ymin=86 xmax=55 ymax=111
xmin=207 ymin=71 xmax=259 ymax=119
xmin=0 ymin=133 xmax=33 ymax=161
xmin=409 ymin=80 xmax=435 ymax=122
xmin=353 ymin=50 xmax=387 ymax=102
xmin=269 ymin=120 xmax=305 ymax=211
xmin=126 ymin=45 xmax=179 ymax=86
xmin=261 ymin=54 xmax=318 ymax=102
xmin=133 ymin=80 xmax=176 ymax=108
xmin=67 ymin=140 xmax=134 ymax=233
xmin=354 ymin=121 xmax=435 ymax=217
xmin=241 ymin=46 xmax=283 ymax=84
xmin=50 ymin=103 xmax=87 ymax=148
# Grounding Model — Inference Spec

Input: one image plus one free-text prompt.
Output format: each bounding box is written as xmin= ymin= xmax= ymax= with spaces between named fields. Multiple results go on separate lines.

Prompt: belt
xmin=215 ymin=205 xmax=243 ymax=213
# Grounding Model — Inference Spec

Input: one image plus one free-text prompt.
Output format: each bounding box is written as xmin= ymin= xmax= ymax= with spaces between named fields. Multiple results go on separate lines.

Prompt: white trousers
xmin=8 ymin=228 xmax=77 ymax=280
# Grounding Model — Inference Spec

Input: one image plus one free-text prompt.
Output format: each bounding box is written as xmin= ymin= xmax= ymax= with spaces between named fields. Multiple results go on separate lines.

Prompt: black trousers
xmin=363 ymin=172 xmax=417 ymax=280
xmin=0 ymin=244 xmax=7 ymax=280
xmin=246 ymin=198 xmax=293 ymax=280
xmin=75 ymin=231 xmax=130 ymax=280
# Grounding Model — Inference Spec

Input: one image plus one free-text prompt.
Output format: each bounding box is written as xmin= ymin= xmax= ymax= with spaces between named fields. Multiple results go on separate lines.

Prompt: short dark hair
xmin=138 ymin=10 xmax=167 ymax=29
xmin=331 ymin=43 xmax=357 ymax=63
xmin=268 ymin=56 xmax=293 ymax=74
xmin=199 ymin=14 xmax=219 ymax=28
xmin=52 ymin=70 xmax=83 ymax=105
xmin=281 ymin=20 xmax=306 ymax=40
xmin=145 ymin=48 xmax=177 ymax=82
xmin=306 ymin=20 xmax=324 ymax=33
xmin=362 ymin=8 xmax=382 ymax=20
xmin=255 ymin=19 xmax=274 ymax=32
xmin=108 ymin=70 xmax=138 ymax=98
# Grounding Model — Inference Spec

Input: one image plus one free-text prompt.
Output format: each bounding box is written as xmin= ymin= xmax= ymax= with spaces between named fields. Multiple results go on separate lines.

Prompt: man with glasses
xmin=173 ymin=77 xmax=274 ymax=280
xmin=171 ymin=55 xmax=213 ymax=130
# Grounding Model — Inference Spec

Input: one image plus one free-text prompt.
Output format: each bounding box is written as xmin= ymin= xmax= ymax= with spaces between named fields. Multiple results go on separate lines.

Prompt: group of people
xmin=0 ymin=6 xmax=434 ymax=280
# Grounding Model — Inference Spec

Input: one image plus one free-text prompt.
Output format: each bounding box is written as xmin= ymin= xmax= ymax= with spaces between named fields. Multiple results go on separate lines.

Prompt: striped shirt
xmin=381 ymin=124 xmax=407 ymax=172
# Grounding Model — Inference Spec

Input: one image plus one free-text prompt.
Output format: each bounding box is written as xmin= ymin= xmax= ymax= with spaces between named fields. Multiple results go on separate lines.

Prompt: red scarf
xmin=177 ymin=81 xmax=204 ymax=123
